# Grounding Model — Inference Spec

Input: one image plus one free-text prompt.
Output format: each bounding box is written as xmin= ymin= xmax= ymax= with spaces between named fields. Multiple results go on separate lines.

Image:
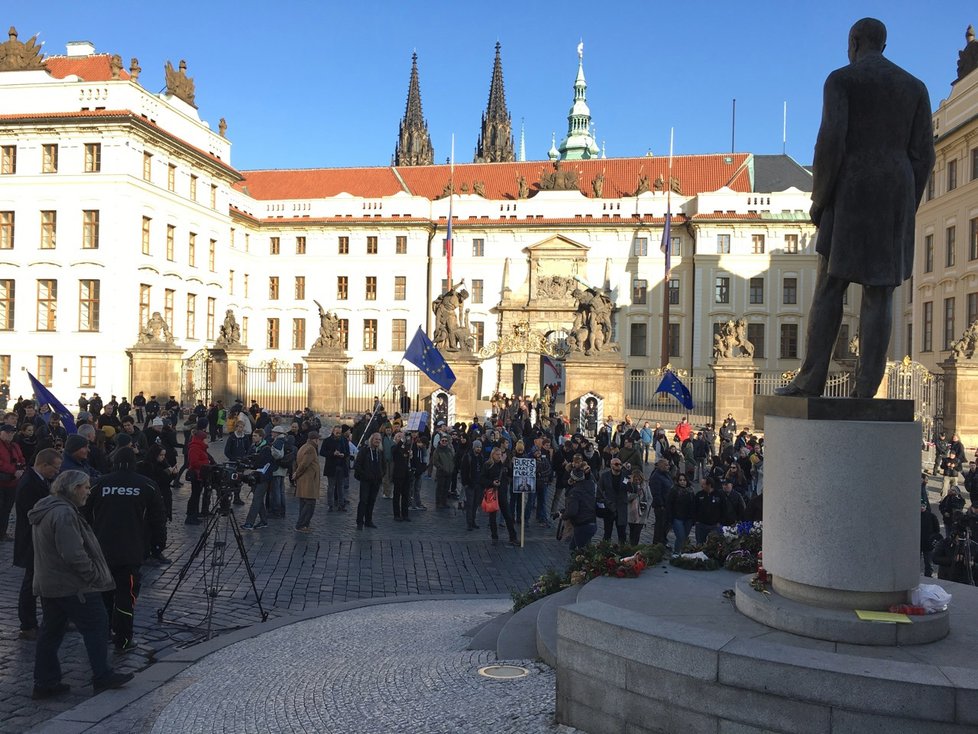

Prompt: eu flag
xmin=654 ymin=370 xmax=693 ymax=410
xmin=404 ymin=327 xmax=457 ymax=391
xmin=27 ymin=372 xmax=77 ymax=434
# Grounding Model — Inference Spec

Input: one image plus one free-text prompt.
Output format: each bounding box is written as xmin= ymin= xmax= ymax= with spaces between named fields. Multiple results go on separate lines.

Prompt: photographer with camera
xmin=933 ymin=509 xmax=978 ymax=585
xmin=243 ymin=430 xmax=274 ymax=530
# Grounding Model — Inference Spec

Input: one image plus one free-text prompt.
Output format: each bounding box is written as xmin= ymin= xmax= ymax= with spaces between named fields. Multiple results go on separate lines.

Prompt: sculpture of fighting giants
xmin=567 ymin=285 xmax=616 ymax=355
xmin=215 ymin=309 xmax=241 ymax=347
xmin=432 ymin=282 xmax=475 ymax=352
xmin=950 ymin=320 xmax=978 ymax=361
xmin=712 ymin=318 xmax=755 ymax=360
xmin=312 ymin=300 xmax=344 ymax=351
xmin=137 ymin=311 xmax=175 ymax=345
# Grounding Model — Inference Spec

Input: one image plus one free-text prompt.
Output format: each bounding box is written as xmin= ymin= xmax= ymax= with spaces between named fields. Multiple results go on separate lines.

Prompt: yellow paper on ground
xmin=854 ymin=609 xmax=912 ymax=623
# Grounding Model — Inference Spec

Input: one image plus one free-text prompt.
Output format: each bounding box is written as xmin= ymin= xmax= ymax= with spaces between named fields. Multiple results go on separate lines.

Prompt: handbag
xmin=481 ymin=487 xmax=499 ymax=513
xmin=595 ymin=501 xmax=615 ymax=520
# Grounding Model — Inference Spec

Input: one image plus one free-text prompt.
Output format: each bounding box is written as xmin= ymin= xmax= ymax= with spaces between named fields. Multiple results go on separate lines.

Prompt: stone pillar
xmin=941 ymin=359 xmax=978 ymax=448
xmin=304 ymin=350 xmax=350 ymax=416
xmin=564 ymin=352 xmax=627 ymax=420
xmin=207 ymin=346 xmax=252 ymax=407
xmin=753 ymin=395 xmax=919 ymax=610
xmin=127 ymin=344 xmax=185 ymax=400
xmin=448 ymin=353 xmax=481 ymax=422
xmin=710 ymin=358 xmax=756 ymax=430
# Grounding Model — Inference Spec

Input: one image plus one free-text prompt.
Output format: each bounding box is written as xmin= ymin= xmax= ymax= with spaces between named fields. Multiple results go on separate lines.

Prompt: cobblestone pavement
xmin=0 ymin=446 xmax=578 ymax=733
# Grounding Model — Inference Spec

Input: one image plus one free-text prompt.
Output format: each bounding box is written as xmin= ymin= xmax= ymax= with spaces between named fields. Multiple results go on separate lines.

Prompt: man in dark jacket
xmin=353 ymin=432 xmax=387 ymax=529
xmin=320 ymin=424 xmax=350 ymax=511
xmin=84 ymin=448 xmax=167 ymax=652
xmin=562 ymin=467 xmax=597 ymax=551
xmin=920 ymin=501 xmax=941 ymax=578
xmin=13 ymin=448 xmax=62 ymax=639
xmin=460 ymin=439 xmax=485 ymax=531
xmin=391 ymin=432 xmax=412 ymax=521
xmin=694 ymin=477 xmax=726 ymax=544
xmin=647 ymin=459 xmax=674 ymax=545
xmin=597 ymin=458 xmax=630 ymax=544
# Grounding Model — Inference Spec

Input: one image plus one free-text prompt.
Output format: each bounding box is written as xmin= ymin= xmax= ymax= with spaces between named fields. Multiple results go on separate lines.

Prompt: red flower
xmin=616 ymin=570 xmax=626 ymax=577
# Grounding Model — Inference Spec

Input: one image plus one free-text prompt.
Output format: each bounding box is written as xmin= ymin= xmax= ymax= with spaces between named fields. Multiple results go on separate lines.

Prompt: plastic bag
xmin=911 ymin=584 xmax=952 ymax=613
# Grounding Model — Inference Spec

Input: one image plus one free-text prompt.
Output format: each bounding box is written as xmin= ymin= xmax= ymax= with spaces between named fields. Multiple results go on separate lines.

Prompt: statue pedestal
xmin=710 ymin=358 xmax=756 ymax=429
xmin=564 ymin=351 xmax=626 ymax=420
xmin=304 ymin=350 xmax=350 ymax=415
xmin=941 ymin=359 xmax=978 ymax=447
xmin=447 ymin=353 xmax=481 ymax=422
xmin=127 ymin=343 xmax=185 ymax=401
xmin=209 ymin=346 xmax=252 ymax=407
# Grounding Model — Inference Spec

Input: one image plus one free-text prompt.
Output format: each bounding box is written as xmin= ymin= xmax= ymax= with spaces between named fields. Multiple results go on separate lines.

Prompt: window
xmin=946 ymin=226 xmax=956 ymax=267
xmin=207 ymin=297 xmax=215 ymax=340
xmin=210 ymin=184 xmax=217 ymax=209
xmin=629 ymin=323 xmax=647 ymax=356
xmin=668 ymin=278 xmax=679 ymax=305
xmin=472 ymin=279 xmax=484 ymax=303
xmin=37 ymin=356 xmax=52 ymax=387
xmin=834 ymin=324 xmax=850 ymax=361
xmin=969 ymin=292 xmax=978 ymax=327
xmin=338 ymin=236 xmax=349 ymax=254
xmin=0 ymin=355 xmax=9 ymax=384
xmin=715 ymin=276 xmax=730 ymax=304
xmin=948 ymin=159 xmax=958 ymax=192
xmin=0 ymin=211 xmax=14 ymax=249
xmin=752 ymin=234 xmax=766 ymax=254
xmin=1 ymin=145 xmax=16 ymax=174
xmin=924 ymin=234 xmax=933 ymax=273
xmin=296 ymin=236 xmax=306 ymax=254
xmin=242 ymin=316 xmax=249 ymax=345
xmin=229 ymin=270 xmax=234 ymax=296
xmin=392 ymin=319 xmax=407 ymax=351
xmin=780 ymin=323 xmax=798 ymax=359
xmin=337 ymin=276 xmax=348 ymax=300
xmin=40 ymin=211 xmax=56 ymax=249
xmin=472 ymin=238 xmax=484 ymax=257
xmin=972 ymin=149 xmax=978 ymax=181
xmin=632 ymin=279 xmax=648 ymax=305
xmin=81 ymin=210 xmax=99 ymax=249
xmin=42 ymin=144 xmax=58 ymax=173
xmin=945 ymin=297 xmax=956 ymax=351
xmin=243 ymin=274 xmax=249 ymax=298
xmin=364 ymin=365 xmax=376 ymax=384
xmin=292 ymin=318 xmax=305 ymax=350
xmin=78 ymin=279 xmax=99 ymax=332
xmin=188 ymin=232 xmax=196 ymax=266
xmin=167 ymin=164 xmax=176 ymax=192
xmin=0 ymin=279 xmax=14 ymax=329
xmin=366 ymin=236 xmax=378 ymax=255
xmin=79 ymin=356 xmax=96 ymax=388
xmin=632 ymin=237 xmax=648 ymax=257
xmin=908 ymin=275 xmax=913 ymax=304
xmin=716 ymin=234 xmax=731 ymax=254
xmin=141 ymin=216 xmax=151 ymax=255
xmin=907 ymin=323 xmax=913 ymax=355
xmin=922 ymin=301 xmax=933 ymax=352
xmin=394 ymin=276 xmax=406 ymax=300
xmin=208 ymin=239 xmax=216 ymax=272
xmin=295 ymin=276 xmax=306 ymax=300
xmin=363 ymin=319 xmax=377 ymax=350
xmin=190 ymin=174 xmax=197 ymax=201
xmin=747 ymin=323 xmax=765 ymax=358
xmin=782 ymin=277 xmax=798 ymax=305
xmin=927 ymin=173 xmax=935 ymax=201
xmin=293 ymin=364 xmax=304 ymax=383
xmin=182 ymin=291 xmax=193 ymax=337
xmin=749 ymin=277 xmax=764 ymax=304
xmin=267 ymin=318 xmax=280 ymax=349
xmin=365 ymin=276 xmax=377 ymax=300
xmin=784 ymin=234 xmax=799 ymax=254
xmin=164 ymin=289 xmax=175 ymax=333
xmin=671 ymin=237 xmax=681 ymax=256
xmin=441 ymin=279 xmax=448 ymax=294
xmin=142 ymin=151 xmax=152 ymax=181
xmin=971 ymin=218 xmax=978 ymax=261
xmin=230 ymin=227 xmax=235 ymax=249
xmin=667 ymin=323 xmax=681 ymax=358
xmin=269 ymin=236 xmax=280 ymax=255
xmin=472 ymin=321 xmax=485 ymax=350
xmin=269 ymin=276 xmax=279 ymax=300
xmin=139 ymin=284 xmax=151 ymax=330
xmin=36 ymin=279 xmax=57 ymax=331
xmin=166 ymin=224 xmax=175 ymax=261
xmin=338 ymin=318 xmax=349 ymax=349
xmin=244 ymin=233 xmax=250 ymax=253
xmin=85 ymin=143 xmax=102 ymax=173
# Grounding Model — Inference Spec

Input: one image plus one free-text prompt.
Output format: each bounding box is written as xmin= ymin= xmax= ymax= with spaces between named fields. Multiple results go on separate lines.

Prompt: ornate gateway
xmin=478 ymin=321 xmax=569 ymax=360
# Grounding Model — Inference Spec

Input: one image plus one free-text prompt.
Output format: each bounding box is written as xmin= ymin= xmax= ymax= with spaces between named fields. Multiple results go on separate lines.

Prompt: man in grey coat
xmin=777 ymin=18 xmax=935 ymax=398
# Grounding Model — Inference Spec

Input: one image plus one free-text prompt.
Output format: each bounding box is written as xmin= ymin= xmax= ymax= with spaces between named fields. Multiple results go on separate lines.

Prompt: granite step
xmin=534 ymin=584 xmax=583 ymax=667
xmin=495 ymin=595 xmax=550 ymax=661
xmin=466 ymin=610 xmax=513 ymax=651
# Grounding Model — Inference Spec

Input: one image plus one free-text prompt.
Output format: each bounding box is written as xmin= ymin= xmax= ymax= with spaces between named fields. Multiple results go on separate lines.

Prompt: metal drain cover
xmin=478 ymin=665 xmax=530 ymax=680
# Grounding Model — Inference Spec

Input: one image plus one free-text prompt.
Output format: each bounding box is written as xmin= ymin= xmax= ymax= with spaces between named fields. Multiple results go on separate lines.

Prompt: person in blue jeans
xmin=243 ymin=431 xmax=273 ymax=530
xmin=665 ymin=473 xmax=695 ymax=554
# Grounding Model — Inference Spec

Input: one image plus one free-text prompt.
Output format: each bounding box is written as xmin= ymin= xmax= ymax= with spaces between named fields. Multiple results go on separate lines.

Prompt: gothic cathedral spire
xmin=474 ymin=42 xmax=515 ymax=163
xmin=394 ymin=53 xmax=434 ymax=166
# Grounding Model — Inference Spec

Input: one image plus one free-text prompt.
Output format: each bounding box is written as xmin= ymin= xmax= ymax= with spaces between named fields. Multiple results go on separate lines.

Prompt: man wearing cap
xmin=0 ymin=423 xmax=27 ymax=541
xmin=293 ymin=431 xmax=321 ymax=532
xmin=269 ymin=424 xmax=295 ymax=518
xmin=60 ymin=434 xmax=97 ymax=481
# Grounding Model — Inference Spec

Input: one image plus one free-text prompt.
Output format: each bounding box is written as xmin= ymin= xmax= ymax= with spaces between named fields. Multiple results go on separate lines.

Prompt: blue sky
xmin=7 ymin=1 xmax=974 ymax=170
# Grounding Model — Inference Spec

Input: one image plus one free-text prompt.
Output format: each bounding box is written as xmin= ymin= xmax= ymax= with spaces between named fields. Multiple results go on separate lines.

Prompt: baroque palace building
xmin=0 ymin=29 xmax=832 ymax=402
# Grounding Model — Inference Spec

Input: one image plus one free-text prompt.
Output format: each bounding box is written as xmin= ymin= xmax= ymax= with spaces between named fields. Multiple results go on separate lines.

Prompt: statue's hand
xmin=810 ymin=203 xmax=823 ymax=227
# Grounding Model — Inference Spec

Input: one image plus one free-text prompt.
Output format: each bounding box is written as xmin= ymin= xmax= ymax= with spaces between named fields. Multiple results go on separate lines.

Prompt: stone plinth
xmin=447 ymin=353 xmax=481 ymax=421
xmin=127 ymin=343 xmax=185 ymax=400
xmin=941 ymin=359 xmax=978 ymax=447
xmin=209 ymin=346 xmax=252 ymax=406
xmin=710 ymin=357 xmax=755 ymax=429
xmin=304 ymin=350 xmax=349 ymax=414
xmin=564 ymin=351 xmax=626 ymax=420
xmin=755 ymin=395 xmax=919 ymax=614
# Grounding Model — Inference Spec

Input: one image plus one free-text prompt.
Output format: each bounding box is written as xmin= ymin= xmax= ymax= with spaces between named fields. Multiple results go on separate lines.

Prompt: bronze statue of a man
xmin=777 ymin=18 xmax=934 ymax=398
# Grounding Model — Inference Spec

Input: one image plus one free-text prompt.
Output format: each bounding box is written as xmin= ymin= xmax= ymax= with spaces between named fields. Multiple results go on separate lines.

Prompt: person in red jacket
xmin=674 ymin=416 xmax=692 ymax=445
xmin=0 ymin=424 xmax=27 ymax=541
xmin=185 ymin=430 xmax=212 ymax=524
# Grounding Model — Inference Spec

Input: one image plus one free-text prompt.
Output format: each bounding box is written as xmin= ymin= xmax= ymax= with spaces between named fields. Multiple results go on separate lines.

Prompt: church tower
xmin=474 ymin=42 xmax=515 ymax=163
xmin=557 ymin=42 xmax=600 ymax=161
xmin=394 ymin=53 xmax=434 ymax=166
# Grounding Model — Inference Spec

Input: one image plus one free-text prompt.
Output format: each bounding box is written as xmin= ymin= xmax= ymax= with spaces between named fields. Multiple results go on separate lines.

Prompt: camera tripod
xmin=156 ymin=488 xmax=269 ymax=640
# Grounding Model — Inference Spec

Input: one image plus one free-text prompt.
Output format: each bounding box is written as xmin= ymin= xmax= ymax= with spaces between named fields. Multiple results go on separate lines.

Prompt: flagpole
xmin=660 ymin=128 xmax=674 ymax=370
xmin=355 ymin=356 xmax=408 ymax=452
xmin=447 ymin=135 xmax=455 ymax=288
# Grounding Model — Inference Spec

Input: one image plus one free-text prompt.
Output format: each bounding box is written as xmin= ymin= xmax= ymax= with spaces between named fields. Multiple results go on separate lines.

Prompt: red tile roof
xmin=237 ymin=154 xmax=753 ymax=202
xmin=237 ymin=214 xmax=685 ymax=227
xmin=44 ymin=54 xmax=131 ymax=82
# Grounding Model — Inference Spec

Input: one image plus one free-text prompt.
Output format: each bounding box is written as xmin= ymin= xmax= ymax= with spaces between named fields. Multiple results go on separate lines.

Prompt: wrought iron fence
xmin=753 ymin=371 xmax=851 ymax=398
xmin=345 ymin=367 xmax=421 ymax=417
xmin=236 ymin=361 xmax=308 ymax=415
xmin=181 ymin=349 xmax=212 ymax=407
xmin=625 ymin=372 xmax=715 ymax=426
xmin=881 ymin=357 xmax=943 ymax=441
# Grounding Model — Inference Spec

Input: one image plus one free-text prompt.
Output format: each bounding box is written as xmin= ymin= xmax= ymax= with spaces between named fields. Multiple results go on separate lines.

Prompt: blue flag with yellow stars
xmin=654 ymin=370 xmax=694 ymax=410
xmin=404 ymin=327 xmax=457 ymax=391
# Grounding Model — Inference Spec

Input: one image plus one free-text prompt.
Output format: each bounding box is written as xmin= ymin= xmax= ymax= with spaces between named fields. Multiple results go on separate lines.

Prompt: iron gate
xmin=345 ymin=366 xmax=421 ymax=416
xmin=236 ymin=360 xmax=308 ymax=415
xmin=883 ymin=356 xmax=944 ymax=441
xmin=182 ymin=349 xmax=212 ymax=407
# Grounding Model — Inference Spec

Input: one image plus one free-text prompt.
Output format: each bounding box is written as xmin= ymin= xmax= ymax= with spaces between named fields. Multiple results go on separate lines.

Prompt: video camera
xmin=201 ymin=459 xmax=264 ymax=494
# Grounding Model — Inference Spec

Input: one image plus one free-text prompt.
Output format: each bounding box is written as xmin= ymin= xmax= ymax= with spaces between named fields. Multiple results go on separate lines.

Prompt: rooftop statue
xmin=164 ymin=59 xmax=196 ymax=107
xmin=0 ymin=27 xmax=44 ymax=72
